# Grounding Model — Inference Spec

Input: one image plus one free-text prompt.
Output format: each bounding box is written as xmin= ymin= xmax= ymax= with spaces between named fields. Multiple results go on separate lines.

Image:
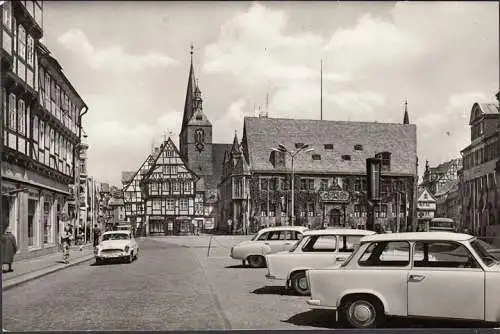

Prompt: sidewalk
xmin=2 ymin=244 xmax=95 ymax=291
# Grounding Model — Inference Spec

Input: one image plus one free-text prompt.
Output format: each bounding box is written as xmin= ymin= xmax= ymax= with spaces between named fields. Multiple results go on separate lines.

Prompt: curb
xmin=2 ymin=254 xmax=96 ymax=291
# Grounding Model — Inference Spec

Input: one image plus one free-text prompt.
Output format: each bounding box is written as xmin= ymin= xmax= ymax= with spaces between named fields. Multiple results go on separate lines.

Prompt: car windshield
xmin=470 ymin=239 xmax=499 ymax=266
xmin=102 ymin=233 xmax=129 ymax=241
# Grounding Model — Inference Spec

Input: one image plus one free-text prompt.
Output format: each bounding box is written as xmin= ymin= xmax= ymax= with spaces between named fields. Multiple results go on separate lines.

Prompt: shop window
xmin=28 ymin=199 xmax=37 ymax=247
xmin=43 ymin=200 xmax=52 ymax=244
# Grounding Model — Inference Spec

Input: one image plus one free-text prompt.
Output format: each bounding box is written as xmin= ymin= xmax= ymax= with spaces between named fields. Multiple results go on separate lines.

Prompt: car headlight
xmin=124 ymin=245 xmax=130 ymax=252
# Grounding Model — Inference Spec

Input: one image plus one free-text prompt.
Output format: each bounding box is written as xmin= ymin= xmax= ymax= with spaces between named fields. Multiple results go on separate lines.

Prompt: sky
xmin=41 ymin=1 xmax=499 ymax=186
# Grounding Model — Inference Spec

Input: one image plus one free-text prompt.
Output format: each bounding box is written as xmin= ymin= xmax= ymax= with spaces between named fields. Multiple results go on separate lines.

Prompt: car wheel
xmin=341 ymin=295 xmax=385 ymax=328
xmin=127 ymin=253 xmax=134 ymax=263
xmin=95 ymin=258 xmax=102 ymax=265
xmin=134 ymin=250 xmax=138 ymax=260
xmin=247 ymin=255 xmax=266 ymax=268
xmin=290 ymin=271 xmax=310 ymax=296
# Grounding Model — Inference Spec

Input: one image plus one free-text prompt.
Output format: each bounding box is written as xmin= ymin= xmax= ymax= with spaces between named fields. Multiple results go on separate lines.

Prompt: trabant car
xmin=230 ymin=226 xmax=308 ymax=268
xmin=95 ymin=230 xmax=139 ymax=264
xmin=306 ymin=232 xmax=500 ymax=328
xmin=265 ymin=229 xmax=375 ymax=295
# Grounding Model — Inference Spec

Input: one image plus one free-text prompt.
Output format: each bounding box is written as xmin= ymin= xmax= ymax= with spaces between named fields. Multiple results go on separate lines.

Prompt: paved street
xmin=2 ymin=236 xmax=498 ymax=331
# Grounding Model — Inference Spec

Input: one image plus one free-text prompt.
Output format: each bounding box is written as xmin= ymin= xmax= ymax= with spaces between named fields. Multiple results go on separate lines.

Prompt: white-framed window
xmin=50 ymin=128 xmax=55 ymax=154
xmin=26 ymin=34 xmax=34 ymax=67
xmin=172 ymin=181 xmax=179 ymax=192
xmin=26 ymin=105 xmax=30 ymax=139
xmin=39 ymin=119 xmax=45 ymax=147
xmin=8 ymin=93 xmax=16 ymax=130
xmin=150 ymin=182 xmax=159 ymax=195
xmin=166 ymin=199 xmax=175 ymax=211
xmin=179 ymin=199 xmax=188 ymax=211
xmin=152 ymin=199 xmax=161 ymax=211
xmin=17 ymin=24 xmax=26 ymax=60
xmin=44 ymin=123 xmax=49 ymax=148
xmin=2 ymin=0 xmax=12 ymax=32
xmin=2 ymin=88 xmax=7 ymax=131
xmin=183 ymin=181 xmax=192 ymax=193
xmin=17 ymin=98 xmax=25 ymax=135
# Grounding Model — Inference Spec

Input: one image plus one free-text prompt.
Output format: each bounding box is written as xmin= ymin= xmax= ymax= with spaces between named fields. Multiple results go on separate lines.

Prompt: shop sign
xmin=320 ymin=190 xmax=350 ymax=203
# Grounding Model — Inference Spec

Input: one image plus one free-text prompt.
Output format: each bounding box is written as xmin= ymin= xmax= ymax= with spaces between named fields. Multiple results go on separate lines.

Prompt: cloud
xmin=448 ymin=92 xmax=489 ymax=110
xmin=212 ymin=99 xmax=248 ymax=143
xmin=57 ymin=29 xmax=178 ymax=71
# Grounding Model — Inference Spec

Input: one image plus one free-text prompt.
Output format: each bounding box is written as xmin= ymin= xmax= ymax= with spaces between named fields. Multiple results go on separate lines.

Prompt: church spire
xmin=231 ymin=129 xmax=241 ymax=155
xmin=403 ymin=99 xmax=410 ymax=124
xmin=182 ymin=44 xmax=197 ymax=133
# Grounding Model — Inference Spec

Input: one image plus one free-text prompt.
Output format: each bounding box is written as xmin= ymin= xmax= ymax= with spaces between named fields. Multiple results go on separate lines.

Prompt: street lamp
xmin=271 ymin=144 xmax=314 ymax=226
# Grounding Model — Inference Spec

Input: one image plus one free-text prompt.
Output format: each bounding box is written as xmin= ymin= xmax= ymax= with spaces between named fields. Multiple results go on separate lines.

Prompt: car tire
xmin=95 ymin=258 xmax=102 ymax=265
xmin=127 ymin=253 xmax=134 ymax=263
xmin=247 ymin=255 xmax=266 ymax=268
xmin=341 ymin=295 xmax=385 ymax=329
xmin=290 ymin=271 xmax=310 ymax=296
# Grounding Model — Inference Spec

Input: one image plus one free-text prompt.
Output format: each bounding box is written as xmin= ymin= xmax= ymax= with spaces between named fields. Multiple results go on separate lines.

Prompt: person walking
xmin=93 ymin=224 xmax=101 ymax=247
xmin=2 ymin=227 xmax=18 ymax=273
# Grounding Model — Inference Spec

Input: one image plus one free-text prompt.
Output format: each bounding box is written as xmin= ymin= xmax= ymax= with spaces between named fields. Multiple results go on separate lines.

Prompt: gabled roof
xmin=434 ymin=179 xmax=459 ymax=197
xmin=418 ymin=187 xmax=436 ymax=202
xmin=469 ymin=102 xmax=499 ymax=125
xmin=121 ymin=171 xmax=135 ymax=185
xmin=243 ymin=117 xmax=417 ymax=175
xmin=122 ymin=154 xmax=153 ymax=191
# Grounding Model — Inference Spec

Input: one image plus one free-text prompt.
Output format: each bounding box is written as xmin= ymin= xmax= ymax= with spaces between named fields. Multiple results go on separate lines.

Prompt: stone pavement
xmin=2 ymin=244 xmax=95 ymax=291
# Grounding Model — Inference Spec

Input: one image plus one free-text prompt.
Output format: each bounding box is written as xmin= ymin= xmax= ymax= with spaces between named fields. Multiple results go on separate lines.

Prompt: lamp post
xmin=271 ymin=144 xmax=314 ymax=226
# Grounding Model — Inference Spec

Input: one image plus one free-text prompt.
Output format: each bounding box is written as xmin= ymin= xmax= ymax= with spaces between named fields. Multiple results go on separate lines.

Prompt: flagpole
xmin=320 ymin=59 xmax=323 ymax=121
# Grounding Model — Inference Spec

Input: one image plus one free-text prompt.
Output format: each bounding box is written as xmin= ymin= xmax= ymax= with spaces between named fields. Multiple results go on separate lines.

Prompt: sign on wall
xmin=319 ymin=190 xmax=350 ymax=203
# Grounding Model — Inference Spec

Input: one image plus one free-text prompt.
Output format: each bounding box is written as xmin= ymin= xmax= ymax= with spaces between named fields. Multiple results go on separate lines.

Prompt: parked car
xmin=265 ymin=228 xmax=375 ymax=295
xmin=476 ymin=239 xmax=500 ymax=260
xmin=94 ymin=230 xmax=139 ymax=264
xmin=230 ymin=226 xmax=309 ymax=268
xmin=306 ymin=232 xmax=500 ymax=328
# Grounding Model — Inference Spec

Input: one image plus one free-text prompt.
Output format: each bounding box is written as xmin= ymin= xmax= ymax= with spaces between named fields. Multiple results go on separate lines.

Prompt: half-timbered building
xmin=1 ymin=1 xmax=88 ymax=260
xmin=420 ymin=158 xmax=462 ymax=196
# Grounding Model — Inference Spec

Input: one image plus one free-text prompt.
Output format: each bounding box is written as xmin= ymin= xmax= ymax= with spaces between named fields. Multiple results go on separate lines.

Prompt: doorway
xmin=329 ymin=209 xmax=341 ymax=226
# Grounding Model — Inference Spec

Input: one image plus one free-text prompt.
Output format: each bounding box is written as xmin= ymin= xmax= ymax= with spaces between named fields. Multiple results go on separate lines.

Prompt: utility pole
xmin=320 ymin=59 xmax=323 ymax=120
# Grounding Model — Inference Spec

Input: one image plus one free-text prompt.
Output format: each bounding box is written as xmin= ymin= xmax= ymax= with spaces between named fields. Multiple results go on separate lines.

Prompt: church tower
xmin=179 ymin=45 xmax=214 ymax=177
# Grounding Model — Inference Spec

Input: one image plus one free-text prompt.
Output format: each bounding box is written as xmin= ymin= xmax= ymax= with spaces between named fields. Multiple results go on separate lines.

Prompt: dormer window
xmin=324 ymin=144 xmax=334 ymax=150
xmin=196 ymin=113 xmax=203 ymax=120
xmin=342 ymin=154 xmax=351 ymax=161
xmin=295 ymin=143 xmax=305 ymax=149
xmin=354 ymin=144 xmax=363 ymax=151
xmin=312 ymin=154 xmax=321 ymax=161
xmin=376 ymin=151 xmax=391 ymax=171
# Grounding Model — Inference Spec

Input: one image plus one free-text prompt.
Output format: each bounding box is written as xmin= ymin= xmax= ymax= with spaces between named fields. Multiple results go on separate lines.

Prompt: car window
xmin=268 ymin=231 xmax=282 ymax=240
xmin=302 ymin=235 xmax=337 ymax=252
xmin=257 ymin=232 xmax=269 ymax=241
xmin=338 ymin=235 xmax=363 ymax=253
xmin=413 ymin=241 xmax=479 ymax=269
xmin=358 ymin=241 xmax=410 ymax=267
xmin=283 ymin=230 xmax=297 ymax=240
xmin=102 ymin=233 xmax=130 ymax=241
xmin=279 ymin=231 xmax=287 ymax=240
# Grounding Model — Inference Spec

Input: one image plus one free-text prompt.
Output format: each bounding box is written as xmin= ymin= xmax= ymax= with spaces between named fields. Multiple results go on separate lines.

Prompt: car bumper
xmin=306 ymin=299 xmax=337 ymax=310
xmin=265 ymin=273 xmax=285 ymax=280
xmin=96 ymin=252 xmax=129 ymax=259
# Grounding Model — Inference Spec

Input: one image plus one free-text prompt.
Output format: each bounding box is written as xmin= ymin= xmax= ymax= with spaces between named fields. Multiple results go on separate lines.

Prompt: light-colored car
xmin=265 ymin=228 xmax=375 ymax=295
xmin=230 ymin=226 xmax=309 ymax=268
xmin=306 ymin=232 xmax=500 ymax=328
xmin=94 ymin=230 xmax=139 ymax=264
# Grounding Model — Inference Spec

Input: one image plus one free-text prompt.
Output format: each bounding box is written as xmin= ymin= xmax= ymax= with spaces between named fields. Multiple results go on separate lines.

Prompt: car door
xmin=265 ymin=231 xmax=286 ymax=253
xmin=299 ymin=234 xmax=339 ymax=268
xmin=407 ymin=240 xmax=485 ymax=320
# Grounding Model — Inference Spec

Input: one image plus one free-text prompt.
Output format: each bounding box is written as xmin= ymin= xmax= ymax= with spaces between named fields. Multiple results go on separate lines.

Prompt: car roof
xmin=257 ymin=226 xmax=309 ymax=234
xmin=303 ymin=229 xmax=376 ymax=237
xmin=360 ymin=232 xmax=474 ymax=243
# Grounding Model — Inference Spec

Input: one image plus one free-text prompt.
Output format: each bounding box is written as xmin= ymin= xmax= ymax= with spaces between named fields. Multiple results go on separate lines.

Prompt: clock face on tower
xmin=194 ymin=128 xmax=205 ymax=152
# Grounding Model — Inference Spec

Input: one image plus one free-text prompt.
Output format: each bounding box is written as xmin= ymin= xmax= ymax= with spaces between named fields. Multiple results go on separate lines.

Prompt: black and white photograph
xmin=1 ymin=1 xmax=499 ymax=332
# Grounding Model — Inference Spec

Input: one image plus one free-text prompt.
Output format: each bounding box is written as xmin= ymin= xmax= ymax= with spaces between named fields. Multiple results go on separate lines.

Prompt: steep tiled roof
xmin=478 ymin=103 xmax=499 ymax=115
xmin=205 ymin=143 xmax=232 ymax=190
xmin=434 ymin=179 xmax=459 ymax=197
xmin=243 ymin=117 xmax=417 ymax=175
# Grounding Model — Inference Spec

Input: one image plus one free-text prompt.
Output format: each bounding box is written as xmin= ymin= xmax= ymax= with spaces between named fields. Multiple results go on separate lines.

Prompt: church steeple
xmin=403 ymin=99 xmax=410 ymax=124
xmin=231 ymin=130 xmax=241 ymax=155
xmin=182 ymin=44 xmax=197 ymax=133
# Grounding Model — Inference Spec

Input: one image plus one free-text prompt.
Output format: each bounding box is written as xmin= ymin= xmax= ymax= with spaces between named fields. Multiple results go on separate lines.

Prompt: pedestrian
xmin=93 ymin=224 xmax=100 ymax=247
xmin=60 ymin=225 xmax=72 ymax=264
xmin=2 ymin=227 xmax=18 ymax=273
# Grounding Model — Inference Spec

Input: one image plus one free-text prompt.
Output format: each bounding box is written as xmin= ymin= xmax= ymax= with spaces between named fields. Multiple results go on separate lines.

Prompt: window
xmin=2 ymin=1 xmax=12 ymax=31
xmin=358 ymin=241 xmax=410 ymax=267
xmin=150 ymin=183 xmax=159 ymax=195
xmin=166 ymin=199 xmax=175 ymax=211
xmin=184 ymin=180 xmax=192 ymax=193
xmin=8 ymin=93 xmax=16 ymax=130
xmin=179 ymin=199 xmax=188 ymax=211
xmin=376 ymin=151 xmax=391 ymax=171
xmin=267 ymin=231 xmax=284 ymax=240
xmin=283 ymin=230 xmax=301 ymax=241
xmin=2 ymin=88 xmax=7 ymax=133
xmin=32 ymin=116 xmax=38 ymax=142
xmin=260 ymin=178 xmax=268 ymax=191
xmin=28 ymin=199 xmax=37 ymax=247
xmin=43 ymin=200 xmax=52 ymax=244
xmin=257 ymin=232 xmax=269 ymax=241
xmin=342 ymin=154 xmax=351 ymax=161
xmin=307 ymin=202 xmax=315 ymax=216
xmin=44 ymin=123 xmax=49 ymax=148
xmin=312 ymin=154 xmax=321 ymax=160
xmin=354 ymin=144 xmax=363 ymax=151
xmin=324 ymin=144 xmax=334 ymax=150
xmin=268 ymin=203 xmax=275 ymax=217
xmin=172 ymin=181 xmax=179 ymax=192
xmin=338 ymin=235 xmax=363 ymax=252
xmin=39 ymin=120 xmax=44 ymax=147
xmin=413 ymin=241 xmax=479 ymax=268
xmin=17 ymin=99 xmax=25 ymax=135
xmin=260 ymin=203 xmax=267 ymax=217
xmin=17 ymin=24 xmax=26 ymax=60
xmin=320 ymin=179 xmax=329 ymax=191
xmin=49 ymin=128 xmax=55 ymax=154
xmin=152 ymin=199 xmax=161 ymax=211
xmin=166 ymin=149 xmax=173 ymax=157
xmin=26 ymin=34 xmax=34 ymax=66
xmin=162 ymin=181 xmax=170 ymax=194
xmin=302 ymin=235 xmax=337 ymax=252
